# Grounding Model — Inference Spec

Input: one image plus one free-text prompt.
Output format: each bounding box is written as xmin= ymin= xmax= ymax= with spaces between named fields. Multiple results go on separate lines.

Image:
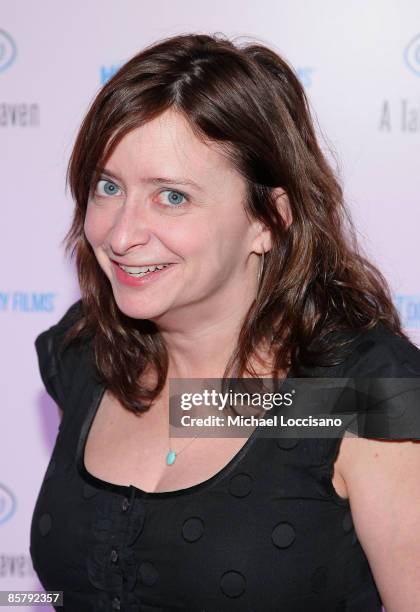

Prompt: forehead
xmin=106 ymin=109 xmax=241 ymax=188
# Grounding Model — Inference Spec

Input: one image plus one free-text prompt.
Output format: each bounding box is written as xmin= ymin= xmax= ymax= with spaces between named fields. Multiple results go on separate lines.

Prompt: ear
xmin=251 ymin=187 xmax=293 ymax=254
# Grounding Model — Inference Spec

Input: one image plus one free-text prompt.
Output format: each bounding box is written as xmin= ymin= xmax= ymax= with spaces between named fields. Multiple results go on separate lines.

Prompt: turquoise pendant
xmin=166 ymin=450 xmax=177 ymax=466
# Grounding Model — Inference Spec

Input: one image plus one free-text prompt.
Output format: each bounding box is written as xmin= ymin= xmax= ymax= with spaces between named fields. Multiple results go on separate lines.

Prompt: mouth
xmin=111 ymin=260 xmax=176 ymax=286
xmin=114 ymin=262 xmax=174 ymax=277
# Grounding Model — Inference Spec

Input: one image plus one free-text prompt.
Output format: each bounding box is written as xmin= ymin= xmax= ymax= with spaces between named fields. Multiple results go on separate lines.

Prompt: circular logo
xmin=404 ymin=33 xmax=420 ymax=77
xmin=0 ymin=30 xmax=17 ymax=73
xmin=0 ymin=483 xmax=17 ymax=525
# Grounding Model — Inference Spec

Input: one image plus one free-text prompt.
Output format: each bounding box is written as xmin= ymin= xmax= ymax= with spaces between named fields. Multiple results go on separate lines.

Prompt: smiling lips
xmin=118 ymin=263 xmax=172 ymax=277
xmin=112 ymin=260 xmax=175 ymax=284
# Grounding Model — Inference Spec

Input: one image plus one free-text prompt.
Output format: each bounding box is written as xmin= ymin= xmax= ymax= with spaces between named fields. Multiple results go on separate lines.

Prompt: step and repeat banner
xmin=1 ymin=1 xmax=419 ymax=610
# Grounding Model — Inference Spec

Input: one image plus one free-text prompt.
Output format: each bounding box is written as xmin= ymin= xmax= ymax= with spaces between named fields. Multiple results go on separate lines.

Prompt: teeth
xmin=119 ymin=263 xmax=171 ymax=277
xmin=120 ymin=264 xmax=170 ymax=273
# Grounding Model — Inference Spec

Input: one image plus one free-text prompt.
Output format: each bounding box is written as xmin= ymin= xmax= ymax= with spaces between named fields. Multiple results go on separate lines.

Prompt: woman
xmin=30 ymin=33 xmax=420 ymax=611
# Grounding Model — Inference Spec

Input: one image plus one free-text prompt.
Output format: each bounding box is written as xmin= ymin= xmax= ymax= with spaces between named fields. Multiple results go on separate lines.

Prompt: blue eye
xmin=160 ymin=189 xmax=187 ymax=207
xmin=95 ymin=179 xmax=121 ymax=197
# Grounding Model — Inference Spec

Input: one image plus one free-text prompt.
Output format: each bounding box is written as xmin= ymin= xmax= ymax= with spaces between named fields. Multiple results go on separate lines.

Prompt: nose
xmin=108 ymin=196 xmax=153 ymax=255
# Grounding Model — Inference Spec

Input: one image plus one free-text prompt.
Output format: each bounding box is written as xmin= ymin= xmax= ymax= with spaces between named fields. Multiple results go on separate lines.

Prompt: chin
xmin=112 ymin=294 xmax=169 ymax=322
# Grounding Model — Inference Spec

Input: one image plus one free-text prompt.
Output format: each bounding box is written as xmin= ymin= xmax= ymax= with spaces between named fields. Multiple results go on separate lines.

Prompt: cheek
xmin=174 ymin=214 xmax=249 ymax=269
xmin=169 ymin=220 xmax=213 ymax=257
xmin=84 ymin=206 xmax=108 ymax=247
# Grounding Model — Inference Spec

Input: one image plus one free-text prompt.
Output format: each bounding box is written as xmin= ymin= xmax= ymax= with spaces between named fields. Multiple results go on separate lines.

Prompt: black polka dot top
xmin=30 ymin=300 xmax=420 ymax=611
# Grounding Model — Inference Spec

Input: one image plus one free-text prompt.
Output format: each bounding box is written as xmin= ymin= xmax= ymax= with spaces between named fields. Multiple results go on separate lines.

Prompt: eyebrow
xmin=97 ymin=168 xmax=203 ymax=191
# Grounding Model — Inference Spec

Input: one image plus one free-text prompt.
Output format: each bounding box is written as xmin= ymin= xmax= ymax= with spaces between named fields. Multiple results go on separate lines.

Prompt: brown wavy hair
xmin=61 ymin=32 xmax=406 ymax=414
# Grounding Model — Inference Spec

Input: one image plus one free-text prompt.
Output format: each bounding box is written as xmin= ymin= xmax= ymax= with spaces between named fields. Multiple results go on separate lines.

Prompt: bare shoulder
xmin=334 ymin=432 xmax=420 ymax=610
xmin=335 ymin=429 xmax=420 ymax=501
xmin=331 ymin=430 xmax=358 ymax=499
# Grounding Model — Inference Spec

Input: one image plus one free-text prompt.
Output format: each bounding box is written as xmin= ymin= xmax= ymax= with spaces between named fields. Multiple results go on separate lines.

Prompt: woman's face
xmin=84 ymin=109 xmax=268 ymax=327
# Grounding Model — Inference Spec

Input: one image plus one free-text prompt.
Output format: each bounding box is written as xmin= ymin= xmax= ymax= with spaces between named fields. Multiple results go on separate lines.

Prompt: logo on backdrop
xmin=379 ymin=98 xmax=419 ymax=132
xmin=0 ymin=554 xmax=36 ymax=578
xmin=0 ymin=483 xmax=16 ymax=525
xmin=395 ymin=295 xmax=420 ymax=329
xmin=0 ymin=292 xmax=56 ymax=313
xmin=100 ymin=64 xmax=122 ymax=84
xmin=296 ymin=67 xmax=314 ymax=88
xmin=0 ymin=30 xmax=17 ymax=73
xmin=404 ymin=33 xmax=420 ymax=77
xmin=0 ymin=102 xmax=40 ymax=127
xmin=378 ymin=35 xmax=420 ymax=132
xmin=0 ymin=31 xmax=39 ymax=126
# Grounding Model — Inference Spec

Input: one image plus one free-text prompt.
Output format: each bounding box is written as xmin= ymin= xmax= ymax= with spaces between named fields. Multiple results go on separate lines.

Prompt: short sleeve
xmin=34 ymin=299 xmax=84 ymax=410
xmin=342 ymin=324 xmax=420 ymax=440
